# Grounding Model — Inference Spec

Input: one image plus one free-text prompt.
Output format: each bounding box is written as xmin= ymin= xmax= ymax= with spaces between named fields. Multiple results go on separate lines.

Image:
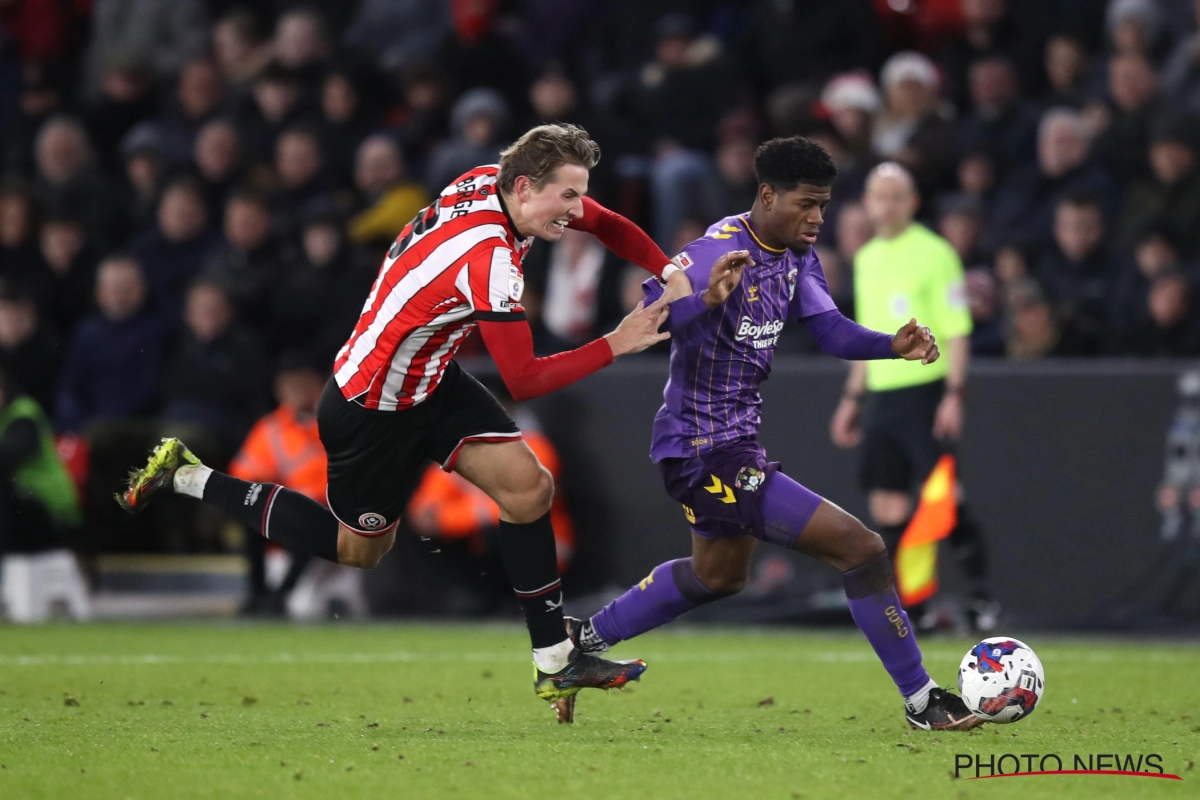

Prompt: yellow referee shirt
xmin=853 ymin=223 xmax=972 ymax=392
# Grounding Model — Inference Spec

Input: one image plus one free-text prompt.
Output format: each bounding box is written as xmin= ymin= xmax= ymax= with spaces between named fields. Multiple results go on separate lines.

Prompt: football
xmin=957 ymin=637 xmax=1046 ymax=723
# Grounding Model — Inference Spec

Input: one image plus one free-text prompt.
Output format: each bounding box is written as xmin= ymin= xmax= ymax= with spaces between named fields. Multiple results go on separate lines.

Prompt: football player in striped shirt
xmin=121 ymin=124 xmax=748 ymax=718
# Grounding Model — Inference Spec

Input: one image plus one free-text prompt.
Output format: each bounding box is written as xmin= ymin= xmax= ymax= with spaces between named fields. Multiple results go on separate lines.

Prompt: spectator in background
xmin=0 ymin=288 xmax=61 ymax=412
xmin=156 ymin=58 xmax=226 ymax=162
xmin=425 ymin=87 xmax=509 ymax=194
xmin=964 ymin=267 xmax=1006 ymax=355
xmin=984 ymin=107 xmax=1116 ymax=252
xmin=830 ymin=200 xmax=873 ymax=315
xmin=1091 ymin=51 xmax=1161 ymax=184
xmin=1037 ymin=193 xmax=1115 ymax=354
xmin=241 ymin=62 xmax=306 ymax=165
xmin=435 ymin=0 xmax=528 ymax=112
xmin=83 ymin=54 xmax=158 ymax=173
xmin=1005 ymin=278 xmax=1067 ymax=358
xmin=872 ymin=51 xmax=955 ymax=195
xmin=131 ymin=174 xmax=220 ymax=317
xmin=268 ymin=123 xmax=331 ymax=234
xmin=393 ymin=64 xmax=452 ymax=165
xmin=715 ymin=135 xmax=759 ymax=219
xmin=0 ymin=181 xmax=40 ymax=278
xmin=228 ymin=354 xmax=328 ymax=615
xmin=203 ymin=187 xmax=283 ymax=331
xmin=192 ymin=118 xmax=248 ymax=222
xmin=1 ymin=62 xmax=69 ymax=178
xmin=212 ymin=8 xmax=273 ymax=94
xmin=348 ymin=134 xmax=430 ymax=253
xmin=955 ymin=149 xmax=999 ymax=219
xmin=342 ymin=0 xmax=450 ymax=74
xmin=36 ymin=204 xmax=98 ymax=334
xmin=1110 ymin=222 xmax=1191 ymax=349
xmin=159 ymin=280 xmax=267 ymax=462
xmin=940 ymin=0 xmax=1036 ymax=111
xmin=81 ymin=0 xmax=208 ymax=101
xmin=117 ymin=124 xmax=165 ymax=233
xmin=1105 ymin=0 xmax=1169 ymax=66
xmin=273 ymin=7 xmax=333 ymax=91
xmin=740 ymin=0 xmax=883 ymax=90
xmin=56 ymin=255 xmax=163 ymax=433
xmin=820 ymin=71 xmax=881 ymax=167
xmin=636 ymin=14 xmax=736 ymax=246
xmin=1118 ymin=114 xmax=1200 ymax=255
xmin=318 ymin=62 xmax=375 ymax=189
xmin=937 ymin=192 xmax=987 ymax=268
xmin=1042 ymin=34 xmax=1091 ymax=109
xmin=993 ymin=240 xmax=1032 ymax=288
xmin=956 ymin=55 xmax=1039 ymax=177
xmin=34 ymin=115 xmax=125 ymax=249
xmin=1163 ymin=0 xmax=1200 ymax=115
xmin=270 ymin=199 xmax=375 ymax=366
xmin=1118 ymin=269 xmax=1200 ymax=355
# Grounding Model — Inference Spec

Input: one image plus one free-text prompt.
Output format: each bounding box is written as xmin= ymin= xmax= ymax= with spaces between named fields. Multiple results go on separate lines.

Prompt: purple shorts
xmin=659 ymin=439 xmax=821 ymax=548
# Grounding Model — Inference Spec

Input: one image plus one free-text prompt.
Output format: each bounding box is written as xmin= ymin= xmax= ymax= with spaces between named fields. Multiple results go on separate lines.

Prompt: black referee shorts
xmin=317 ymin=360 xmax=521 ymax=536
xmin=857 ymin=379 xmax=950 ymax=493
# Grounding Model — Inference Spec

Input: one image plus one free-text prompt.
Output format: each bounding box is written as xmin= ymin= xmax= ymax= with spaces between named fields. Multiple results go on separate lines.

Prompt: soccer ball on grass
xmin=957 ymin=636 xmax=1045 ymax=723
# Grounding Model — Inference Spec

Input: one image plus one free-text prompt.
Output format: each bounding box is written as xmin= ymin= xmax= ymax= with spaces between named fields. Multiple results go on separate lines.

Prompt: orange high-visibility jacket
xmin=407 ymin=431 xmax=575 ymax=569
xmin=229 ymin=406 xmax=327 ymax=505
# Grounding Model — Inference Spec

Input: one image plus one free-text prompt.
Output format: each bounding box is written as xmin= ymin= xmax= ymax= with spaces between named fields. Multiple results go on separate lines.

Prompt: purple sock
xmin=591 ymin=558 xmax=724 ymax=645
xmin=843 ymin=551 xmax=931 ymax=697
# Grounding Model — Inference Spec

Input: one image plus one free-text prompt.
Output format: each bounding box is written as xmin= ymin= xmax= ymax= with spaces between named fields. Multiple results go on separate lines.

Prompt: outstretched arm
xmin=570 ymin=196 xmax=693 ymax=301
xmin=477 ymin=300 xmax=670 ymax=401
xmin=805 ymin=310 xmax=897 ymax=361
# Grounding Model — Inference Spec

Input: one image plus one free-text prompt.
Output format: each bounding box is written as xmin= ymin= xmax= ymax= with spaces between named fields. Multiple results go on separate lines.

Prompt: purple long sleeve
xmin=805 ymin=309 xmax=896 ymax=360
xmin=643 ymin=277 xmax=712 ymax=334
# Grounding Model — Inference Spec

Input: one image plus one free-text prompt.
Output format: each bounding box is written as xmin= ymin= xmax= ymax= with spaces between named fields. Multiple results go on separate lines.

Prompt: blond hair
xmin=497 ymin=123 xmax=600 ymax=194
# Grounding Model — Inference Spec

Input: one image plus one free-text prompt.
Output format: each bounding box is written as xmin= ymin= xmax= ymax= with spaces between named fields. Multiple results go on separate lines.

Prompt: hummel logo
xmin=244 ymin=484 xmax=262 ymax=506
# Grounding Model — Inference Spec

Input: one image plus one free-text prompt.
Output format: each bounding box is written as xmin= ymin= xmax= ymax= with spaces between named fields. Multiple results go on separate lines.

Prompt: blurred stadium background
xmin=0 ymin=0 xmax=1199 ymax=634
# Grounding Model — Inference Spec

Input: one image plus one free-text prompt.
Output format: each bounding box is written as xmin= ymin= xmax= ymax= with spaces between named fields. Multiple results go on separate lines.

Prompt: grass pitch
xmin=0 ymin=623 xmax=1197 ymax=799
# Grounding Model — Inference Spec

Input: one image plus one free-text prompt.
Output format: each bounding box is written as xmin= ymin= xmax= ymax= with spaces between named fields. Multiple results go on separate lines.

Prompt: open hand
xmin=605 ymin=297 xmax=671 ymax=355
xmin=891 ymin=318 xmax=939 ymax=364
xmin=703 ymin=250 xmax=753 ymax=308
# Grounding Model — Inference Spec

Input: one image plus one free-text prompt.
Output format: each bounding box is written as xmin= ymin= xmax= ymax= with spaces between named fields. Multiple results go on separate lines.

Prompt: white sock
xmin=532 ymin=638 xmax=574 ymax=673
xmin=904 ymin=678 xmax=938 ymax=714
xmin=173 ymin=464 xmax=213 ymax=499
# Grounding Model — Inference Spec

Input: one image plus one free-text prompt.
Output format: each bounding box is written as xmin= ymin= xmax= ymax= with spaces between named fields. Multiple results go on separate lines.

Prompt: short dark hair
xmin=754 ymin=136 xmax=838 ymax=193
xmin=1057 ymin=191 xmax=1101 ymax=212
xmin=497 ymin=123 xmax=600 ymax=194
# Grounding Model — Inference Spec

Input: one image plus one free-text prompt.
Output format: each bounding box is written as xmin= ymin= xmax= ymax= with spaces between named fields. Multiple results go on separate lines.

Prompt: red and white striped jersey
xmin=333 ymin=165 xmax=532 ymax=411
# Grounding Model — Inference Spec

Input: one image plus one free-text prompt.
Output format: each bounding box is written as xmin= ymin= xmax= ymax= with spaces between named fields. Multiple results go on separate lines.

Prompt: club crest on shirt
xmin=787 ymin=268 xmax=799 ymax=301
xmin=735 ymin=466 xmax=765 ymax=492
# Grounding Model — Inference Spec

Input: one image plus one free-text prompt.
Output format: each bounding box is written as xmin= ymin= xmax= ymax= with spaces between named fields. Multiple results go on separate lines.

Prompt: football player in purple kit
xmin=562 ymin=137 xmax=983 ymax=731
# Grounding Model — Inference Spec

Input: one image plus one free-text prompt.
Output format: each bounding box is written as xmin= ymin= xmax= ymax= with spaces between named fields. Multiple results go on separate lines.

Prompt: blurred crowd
xmin=0 ymin=0 xmax=1198 ymax=564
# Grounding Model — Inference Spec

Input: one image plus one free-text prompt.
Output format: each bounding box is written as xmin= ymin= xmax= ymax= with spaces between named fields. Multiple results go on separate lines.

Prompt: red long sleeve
xmin=569 ymin=196 xmax=672 ymax=277
xmin=477 ymin=318 xmax=614 ymax=401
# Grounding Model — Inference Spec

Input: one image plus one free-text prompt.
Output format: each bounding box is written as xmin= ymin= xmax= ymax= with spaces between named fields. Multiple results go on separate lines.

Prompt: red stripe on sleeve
xmin=477 ymin=319 xmax=614 ymax=401
xmin=569 ymin=196 xmax=671 ymax=277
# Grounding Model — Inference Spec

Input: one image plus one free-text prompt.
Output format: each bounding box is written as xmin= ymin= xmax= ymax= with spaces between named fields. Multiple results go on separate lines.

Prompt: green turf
xmin=0 ymin=623 xmax=1196 ymax=799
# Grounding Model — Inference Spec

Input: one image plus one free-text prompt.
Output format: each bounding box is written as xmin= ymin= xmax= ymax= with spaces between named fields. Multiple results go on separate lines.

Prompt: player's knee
xmin=337 ymin=529 xmax=394 ymax=569
xmin=500 ymin=465 xmax=554 ymax=523
xmin=693 ymin=563 xmax=749 ymax=596
xmin=833 ymin=518 xmax=887 ymax=573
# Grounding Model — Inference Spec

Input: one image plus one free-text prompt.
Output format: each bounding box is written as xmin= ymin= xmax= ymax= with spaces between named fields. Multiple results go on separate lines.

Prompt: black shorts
xmin=857 ymin=379 xmax=949 ymax=493
xmin=317 ymin=360 xmax=521 ymax=536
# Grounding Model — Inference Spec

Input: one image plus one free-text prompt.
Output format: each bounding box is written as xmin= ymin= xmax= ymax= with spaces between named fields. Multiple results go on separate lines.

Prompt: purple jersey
xmin=645 ymin=214 xmax=837 ymax=461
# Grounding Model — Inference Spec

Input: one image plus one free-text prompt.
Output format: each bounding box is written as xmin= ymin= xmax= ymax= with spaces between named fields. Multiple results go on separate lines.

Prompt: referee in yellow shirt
xmin=830 ymin=163 xmax=997 ymax=633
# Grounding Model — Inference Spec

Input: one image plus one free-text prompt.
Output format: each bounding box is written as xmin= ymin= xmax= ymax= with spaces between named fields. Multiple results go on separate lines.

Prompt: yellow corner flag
xmin=895 ymin=454 xmax=957 ymax=607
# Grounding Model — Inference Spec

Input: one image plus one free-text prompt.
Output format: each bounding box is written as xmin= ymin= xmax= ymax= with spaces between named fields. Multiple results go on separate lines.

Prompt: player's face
xmin=521 ymin=163 xmax=589 ymax=242
xmin=765 ymin=183 xmax=831 ymax=253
